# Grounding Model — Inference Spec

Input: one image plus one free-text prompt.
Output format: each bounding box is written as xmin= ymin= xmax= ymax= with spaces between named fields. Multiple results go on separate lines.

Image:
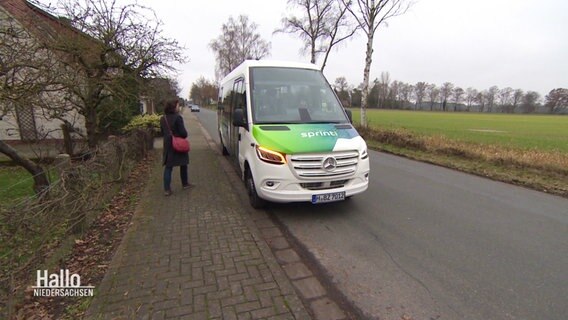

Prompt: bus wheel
xmin=246 ymin=171 xmax=266 ymax=209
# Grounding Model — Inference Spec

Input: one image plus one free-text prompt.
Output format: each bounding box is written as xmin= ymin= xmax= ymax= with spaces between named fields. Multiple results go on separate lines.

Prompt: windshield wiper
xmin=256 ymin=121 xmax=299 ymax=125
xmin=306 ymin=121 xmax=342 ymax=124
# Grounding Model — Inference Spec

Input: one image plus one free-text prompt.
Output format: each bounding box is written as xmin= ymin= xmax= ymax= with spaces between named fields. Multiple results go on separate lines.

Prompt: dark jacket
xmin=160 ymin=113 xmax=189 ymax=167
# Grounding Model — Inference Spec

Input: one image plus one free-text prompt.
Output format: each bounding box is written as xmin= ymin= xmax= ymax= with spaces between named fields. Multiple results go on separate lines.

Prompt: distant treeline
xmin=188 ymin=72 xmax=567 ymax=115
xmin=332 ymin=73 xmax=568 ymax=114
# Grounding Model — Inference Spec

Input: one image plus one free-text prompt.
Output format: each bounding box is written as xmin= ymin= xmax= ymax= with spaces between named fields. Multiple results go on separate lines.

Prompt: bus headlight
xmin=256 ymin=145 xmax=286 ymax=165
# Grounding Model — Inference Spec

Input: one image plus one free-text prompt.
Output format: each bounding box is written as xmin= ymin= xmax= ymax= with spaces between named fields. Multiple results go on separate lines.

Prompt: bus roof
xmin=221 ymin=60 xmax=320 ymax=84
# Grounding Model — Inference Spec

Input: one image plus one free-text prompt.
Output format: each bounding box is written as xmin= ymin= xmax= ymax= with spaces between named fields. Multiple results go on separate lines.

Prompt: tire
xmin=246 ymin=171 xmax=266 ymax=209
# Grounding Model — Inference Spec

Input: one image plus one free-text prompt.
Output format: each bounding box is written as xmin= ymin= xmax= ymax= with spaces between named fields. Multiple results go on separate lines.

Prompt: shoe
xmin=183 ymin=184 xmax=195 ymax=190
xmin=164 ymin=190 xmax=173 ymax=196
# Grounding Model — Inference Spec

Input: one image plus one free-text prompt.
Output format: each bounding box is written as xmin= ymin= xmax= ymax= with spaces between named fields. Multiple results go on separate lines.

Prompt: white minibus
xmin=218 ymin=60 xmax=369 ymax=208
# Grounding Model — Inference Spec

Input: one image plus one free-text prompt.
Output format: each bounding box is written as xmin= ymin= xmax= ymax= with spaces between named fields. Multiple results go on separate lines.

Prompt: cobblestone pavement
xmin=85 ymin=113 xmax=313 ymax=319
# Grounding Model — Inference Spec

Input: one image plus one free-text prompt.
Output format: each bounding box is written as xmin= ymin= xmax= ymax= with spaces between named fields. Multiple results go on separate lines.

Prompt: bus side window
xmin=217 ymin=89 xmax=224 ymax=112
xmin=232 ymin=79 xmax=248 ymax=127
xmin=241 ymin=90 xmax=247 ymax=122
xmin=232 ymin=81 xmax=242 ymax=110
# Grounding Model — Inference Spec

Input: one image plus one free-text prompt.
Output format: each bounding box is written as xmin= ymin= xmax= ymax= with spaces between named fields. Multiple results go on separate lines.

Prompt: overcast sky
xmin=132 ymin=0 xmax=566 ymax=98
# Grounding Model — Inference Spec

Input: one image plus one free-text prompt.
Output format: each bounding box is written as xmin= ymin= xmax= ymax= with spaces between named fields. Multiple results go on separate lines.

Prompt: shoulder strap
xmin=163 ymin=115 xmax=173 ymax=135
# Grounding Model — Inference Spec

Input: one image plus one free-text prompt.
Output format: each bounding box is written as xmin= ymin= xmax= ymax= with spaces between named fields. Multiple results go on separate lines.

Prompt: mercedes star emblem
xmin=322 ymin=157 xmax=337 ymax=171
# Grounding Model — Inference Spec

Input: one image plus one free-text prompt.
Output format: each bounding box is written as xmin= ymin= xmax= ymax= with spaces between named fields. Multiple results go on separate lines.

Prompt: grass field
xmin=0 ymin=166 xmax=36 ymax=206
xmin=351 ymin=109 xmax=568 ymax=152
xmin=0 ymin=166 xmax=57 ymax=206
xmin=349 ymin=109 xmax=567 ymax=197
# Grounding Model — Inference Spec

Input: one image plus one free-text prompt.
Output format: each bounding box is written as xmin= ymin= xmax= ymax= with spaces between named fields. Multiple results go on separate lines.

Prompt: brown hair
xmin=164 ymin=99 xmax=179 ymax=114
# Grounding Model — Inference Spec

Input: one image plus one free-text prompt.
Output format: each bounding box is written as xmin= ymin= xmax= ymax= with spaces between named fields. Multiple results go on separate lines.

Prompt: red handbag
xmin=164 ymin=116 xmax=190 ymax=153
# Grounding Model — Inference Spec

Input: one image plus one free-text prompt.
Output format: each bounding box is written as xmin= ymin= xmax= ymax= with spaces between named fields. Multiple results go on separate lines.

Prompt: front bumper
xmin=253 ymin=158 xmax=370 ymax=203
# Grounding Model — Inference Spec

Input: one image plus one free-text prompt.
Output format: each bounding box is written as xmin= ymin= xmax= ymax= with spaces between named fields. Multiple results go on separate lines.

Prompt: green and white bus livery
xmin=217 ymin=60 xmax=370 ymax=208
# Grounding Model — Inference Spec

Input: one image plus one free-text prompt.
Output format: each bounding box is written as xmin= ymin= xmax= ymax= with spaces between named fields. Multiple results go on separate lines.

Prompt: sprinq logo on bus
xmin=300 ymin=130 xmax=338 ymax=138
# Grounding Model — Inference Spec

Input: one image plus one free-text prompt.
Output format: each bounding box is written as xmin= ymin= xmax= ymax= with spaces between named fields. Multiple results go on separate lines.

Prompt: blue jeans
xmin=163 ymin=165 xmax=188 ymax=191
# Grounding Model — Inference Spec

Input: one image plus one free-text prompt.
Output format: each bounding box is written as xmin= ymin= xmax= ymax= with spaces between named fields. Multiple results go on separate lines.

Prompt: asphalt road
xmin=195 ymin=108 xmax=568 ymax=320
xmin=192 ymin=107 xmax=220 ymax=144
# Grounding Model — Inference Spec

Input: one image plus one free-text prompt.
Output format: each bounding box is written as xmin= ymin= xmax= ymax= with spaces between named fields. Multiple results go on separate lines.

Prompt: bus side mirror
xmin=345 ymin=109 xmax=353 ymax=123
xmin=232 ymin=109 xmax=247 ymax=128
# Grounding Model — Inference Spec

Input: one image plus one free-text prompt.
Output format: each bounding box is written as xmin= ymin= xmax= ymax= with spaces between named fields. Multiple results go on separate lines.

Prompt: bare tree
xmin=511 ymin=89 xmax=523 ymax=113
xmin=378 ymin=71 xmax=390 ymax=108
xmin=485 ymin=86 xmax=499 ymax=112
xmin=427 ymin=84 xmax=439 ymax=111
xmin=210 ymin=15 xmax=271 ymax=79
xmin=414 ymin=81 xmax=427 ymax=110
xmin=190 ymin=77 xmax=218 ymax=106
xmin=440 ymin=82 xmax=454 ymax=111
xmin=400 ymin=82 xmax=413 ymax=109
xmin=476 ymin=90 xmax=487 ymax=112
xmin=545 ymin=88 xmax=568 ymax=114
xmin=343 ymin=0 xmax=413 ymax=126
xmin=319 ymin=1 xmax=359 ymax=71
xmin=351 ymin=83 xmax=363 ymax=107
xmin=379 ymin=79 xmax=411 ymax=110
xmin=0 ymin=9 xmax=62 ymax=192
xmin=522 ymin=91 xmax=540 ymax=113
xmin=452 ymin=87 xmax=464 ymax=111
xmin=277 ymin=0 xmax=332 ymax=64
xmin=498 ymin=87 xmax=513 ymax=113
xmin=334 ymin=76 xmax=349 ymax=92
xmin=369 ymin=78 xmax=380 ymax=107
xmin=42 ymin=0 xmax=186 ymax=149
xmin=465 ymin=87 xmax=477 ymax=112
xmin=144 ymin=77 xmax=180 ymax=114
xmin=277 ymin=0 xmax=357 ymax=71
xmin=333 ymin=76 xmax=350 ymax=106
xmin=389 ymin=80 xmax=402 ymax=109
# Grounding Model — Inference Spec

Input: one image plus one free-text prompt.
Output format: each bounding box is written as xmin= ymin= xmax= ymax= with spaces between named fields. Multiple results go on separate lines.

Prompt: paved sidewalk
xmin=85 ymin=113 xmax=311 ymax=319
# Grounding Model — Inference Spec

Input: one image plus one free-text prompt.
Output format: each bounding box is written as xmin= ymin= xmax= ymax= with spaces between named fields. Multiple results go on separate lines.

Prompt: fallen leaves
xmin=15 ymin=153 xmax=155 ymax=319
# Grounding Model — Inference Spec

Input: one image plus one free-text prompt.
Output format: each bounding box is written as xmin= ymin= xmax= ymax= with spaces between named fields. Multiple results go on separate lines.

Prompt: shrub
xmin=122 ymin=114 xmax=161 ymax=135
xmin=0 ymin=133 xmax=153 ymax=318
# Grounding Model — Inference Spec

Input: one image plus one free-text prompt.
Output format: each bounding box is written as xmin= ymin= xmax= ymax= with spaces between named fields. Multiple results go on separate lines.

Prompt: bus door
xmin=230 ymin=78 xmax=245 ymax=166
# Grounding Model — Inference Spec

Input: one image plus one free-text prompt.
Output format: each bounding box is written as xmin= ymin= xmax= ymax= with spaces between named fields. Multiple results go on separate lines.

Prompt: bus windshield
xmin=250 ymin=67 xmax=349 ymax=124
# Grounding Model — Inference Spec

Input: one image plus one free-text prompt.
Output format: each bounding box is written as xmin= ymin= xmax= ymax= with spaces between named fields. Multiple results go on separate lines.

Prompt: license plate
xmin=311 ymin=191 xmax=346 ymax=204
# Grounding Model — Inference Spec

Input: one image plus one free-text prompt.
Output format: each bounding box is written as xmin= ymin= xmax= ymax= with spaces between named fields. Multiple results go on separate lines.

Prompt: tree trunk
xmin=320 ymin=52 xmax=329 ymax=72
xmin=61 ymin=123 xmax=74 ymax=156
xmin=85 ymin=107 xmax=98 ymax=149
xmin=361 ymin=32 xmax=374 ymax=127
xmin=310 ymin=39 xmax=316 ymax=64
xmin=0 ymin=140 xmax=49 ymax=194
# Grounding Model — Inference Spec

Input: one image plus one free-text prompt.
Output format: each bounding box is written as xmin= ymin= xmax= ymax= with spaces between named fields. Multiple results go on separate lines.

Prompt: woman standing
xmin=160 ymin=99 xmax=192 ymax=196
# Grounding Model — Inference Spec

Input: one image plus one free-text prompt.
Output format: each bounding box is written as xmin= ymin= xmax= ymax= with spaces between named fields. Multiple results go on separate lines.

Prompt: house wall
xmin=1 ymin=6 xmax=86 ymax=142
xmin=0 ymin=109 xmax=20 ymax=140
xmin=0 ymin=105 xmax=85 ymax=141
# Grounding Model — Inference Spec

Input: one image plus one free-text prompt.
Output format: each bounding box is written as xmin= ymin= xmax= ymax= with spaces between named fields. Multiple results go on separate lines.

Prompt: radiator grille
xmin=290 ymin=151 xmax=359 ymax=179
xmin=300 ymin=179 xmax=350 ymax=190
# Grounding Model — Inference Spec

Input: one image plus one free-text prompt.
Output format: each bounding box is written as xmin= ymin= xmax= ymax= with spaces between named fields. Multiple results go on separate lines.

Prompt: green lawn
xmin=0 ymin=166 xmax=58 ymax=206
xmin=351 ymin=109 xmax=568 ymax=152
xmin=0 ymin=166 xmax=36 ymax=205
